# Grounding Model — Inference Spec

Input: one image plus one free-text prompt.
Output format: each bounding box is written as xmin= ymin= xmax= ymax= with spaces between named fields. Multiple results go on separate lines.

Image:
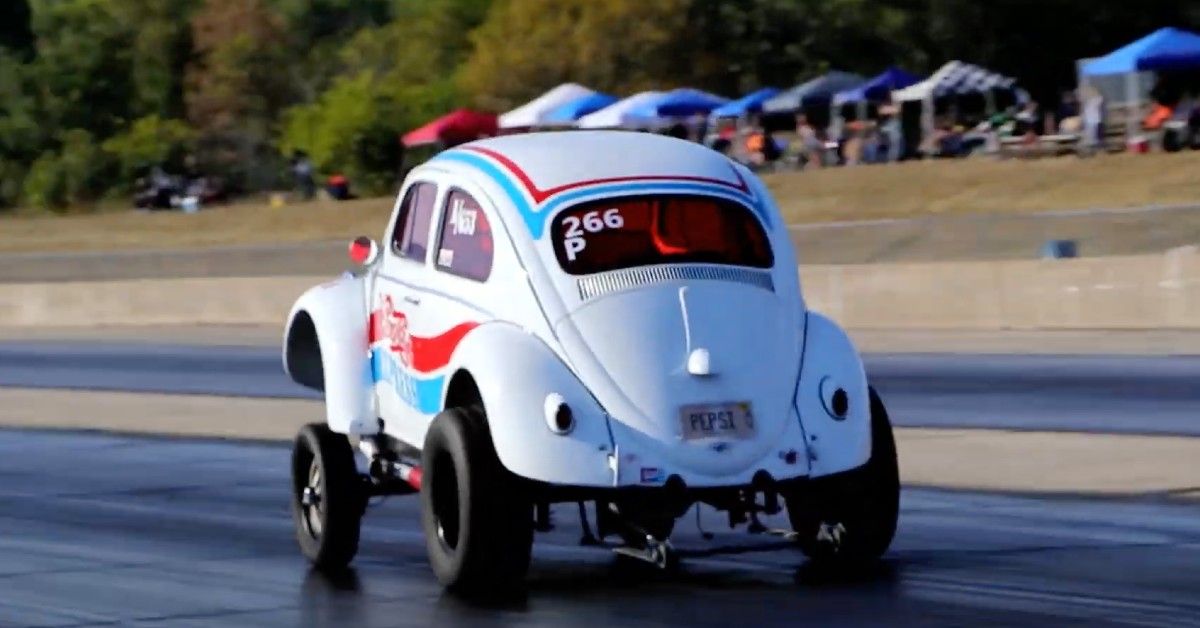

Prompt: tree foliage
xmin=184 ymin=0 xmax=294 ymax=186
xmin=3 ymin=0 xmax=1200 ymax=210
xmin=457 ymin=0 xmax=690 ymax=110
xmin=22 ymin=129 xmax=109 ymax=211
xmin=102 ymin=115 xmax=197 ymax=184
xmin=0 ymin=0 xmax=34 ymax=57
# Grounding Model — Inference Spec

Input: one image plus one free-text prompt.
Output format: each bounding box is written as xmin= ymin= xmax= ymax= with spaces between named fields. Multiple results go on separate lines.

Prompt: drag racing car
xmin=281 ymin=131 xmax=899 ymax=593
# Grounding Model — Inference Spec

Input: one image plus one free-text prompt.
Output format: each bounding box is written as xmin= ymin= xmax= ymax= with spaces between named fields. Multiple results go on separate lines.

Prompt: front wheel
xmin=421 ymin=406 xmax=534 ymax=593
xmin=291 ymin=423 xmax=367 ymax=571
xmin=785 ymin=386 xmax=900 ymax=563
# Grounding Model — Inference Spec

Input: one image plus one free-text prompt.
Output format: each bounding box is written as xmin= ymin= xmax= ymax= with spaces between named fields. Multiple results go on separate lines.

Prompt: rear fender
xmin=282 ymin=275 xmax=375 ymax=435
xmin=795 ymin=311 xmax=872 ymax=477
xmin=447 ymin=323 xmax=615 ymax=487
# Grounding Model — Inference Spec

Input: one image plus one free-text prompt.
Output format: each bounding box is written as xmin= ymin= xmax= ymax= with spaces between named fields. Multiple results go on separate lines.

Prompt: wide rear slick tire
xmin=291 ymin=423 xmax=367 ymax=571
xmin=786 ymin=386 xmax=900 ymax=565
xmin=421 ymin=406 xmax=534 ymax=594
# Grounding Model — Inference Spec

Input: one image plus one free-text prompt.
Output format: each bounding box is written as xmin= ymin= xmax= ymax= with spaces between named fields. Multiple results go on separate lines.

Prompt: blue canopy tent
xmin=832 ymin=67 xmax=922 ymax=106
xmin=1083 ymin=27 xmax=1200 ymax=75
xmin=710 ymin=87 xmax=781 ymax=118
xmin=628 ymin=87 xmax=730 ymax=119
xmin=762 ymin=71 xmax=866 ymax=113
xmin=1081 ymin=28 xmax=1200 ymax=140
xmin=541 ymin=92 xmax=619 ymax=125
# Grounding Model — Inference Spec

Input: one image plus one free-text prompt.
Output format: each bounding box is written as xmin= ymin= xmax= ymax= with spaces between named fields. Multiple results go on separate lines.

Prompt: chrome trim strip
xmin=577 ymin=265 xmax=774 ymax=301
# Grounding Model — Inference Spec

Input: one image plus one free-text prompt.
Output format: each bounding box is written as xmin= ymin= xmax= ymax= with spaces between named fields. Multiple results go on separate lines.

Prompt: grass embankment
xmin=2 ymin=151 xmax=1200 ymax=253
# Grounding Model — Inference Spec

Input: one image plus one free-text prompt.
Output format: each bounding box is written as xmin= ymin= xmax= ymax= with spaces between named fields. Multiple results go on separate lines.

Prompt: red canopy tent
xmin=401 ymin=109 xmax=498 ymax=147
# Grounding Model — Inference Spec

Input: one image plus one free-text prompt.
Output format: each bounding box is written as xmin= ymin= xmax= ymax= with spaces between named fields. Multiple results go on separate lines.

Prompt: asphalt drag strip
xmin=4 ymin=340 xmax=1200 ymax=435
xmin=1 ymin=429 xmax=1199 ymax=627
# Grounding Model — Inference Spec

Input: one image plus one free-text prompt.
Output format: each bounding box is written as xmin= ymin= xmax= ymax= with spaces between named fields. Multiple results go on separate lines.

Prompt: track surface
xmin=1 ymin=429 xmax=1198 ymax=627
xmin=3 ymin=341 xmax=1199 ymax=435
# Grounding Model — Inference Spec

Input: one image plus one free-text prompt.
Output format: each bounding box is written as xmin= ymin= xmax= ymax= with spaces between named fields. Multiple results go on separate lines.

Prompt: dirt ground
xmin=2 ymin=150 xmax=1199 ymax=255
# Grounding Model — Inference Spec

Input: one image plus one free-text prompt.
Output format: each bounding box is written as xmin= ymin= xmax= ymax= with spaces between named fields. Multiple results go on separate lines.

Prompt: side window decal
xmin=435 ymin=189 xmax=494 ymax=283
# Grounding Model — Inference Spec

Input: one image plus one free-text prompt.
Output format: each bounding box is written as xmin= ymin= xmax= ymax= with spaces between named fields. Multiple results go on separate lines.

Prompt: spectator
xmin=743 ymin=125 xmax=767 ymax=166
xmin=1015 ymin=100 xmax=1040 ymax=137
xmin=665 ymin=122 xmax=689 ymax=140
xmin=1080 ymin=86 xmax=1105 ymax=156
xmin=796 ymin=114 xmax=823 ymax=169
xmin=326 ymin=173 xmax=355 ymax=201
xmin=291 ymin=150 xmax=316 ymax=200
xmin=879 ymin=104 xmax=903 ymax=162
xmin=1056 ymin=90 xmax=1080 ymax=130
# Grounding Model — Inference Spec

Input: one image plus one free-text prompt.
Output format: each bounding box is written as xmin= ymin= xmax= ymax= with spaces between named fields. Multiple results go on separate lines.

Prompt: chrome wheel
xmin=301 ymin=460 xmax=324 ymax=539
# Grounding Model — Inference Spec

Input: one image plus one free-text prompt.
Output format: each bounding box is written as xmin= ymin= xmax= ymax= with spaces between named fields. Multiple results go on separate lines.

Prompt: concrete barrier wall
xmin=801 ymin=246 xmax=1200 ymax=330
xmin=2 ymin=247 xmax=1200 ymax=329
xmin=0 ymin=276 xmax=318 ymax=327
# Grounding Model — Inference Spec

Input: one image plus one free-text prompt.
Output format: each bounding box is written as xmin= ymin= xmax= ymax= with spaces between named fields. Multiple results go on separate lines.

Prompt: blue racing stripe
xmin=434 ymin=150 xmax=770 ymax=236
xmin=370 ymin=349 xmax=445 ymax=415
xmin=540 ymin=181 xmax=769 ymax=228
xmin=435 ymin=151 xmax=544 ymax=237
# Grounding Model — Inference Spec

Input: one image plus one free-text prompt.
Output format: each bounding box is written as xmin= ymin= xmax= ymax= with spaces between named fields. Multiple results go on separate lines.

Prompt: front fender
xmin=449 ymin=324 xmax=615 ymax=487
xmin=795 ymin=311 xmax=872 ymax=477
xmin=282 ymin=274 xmax=374 ymax=435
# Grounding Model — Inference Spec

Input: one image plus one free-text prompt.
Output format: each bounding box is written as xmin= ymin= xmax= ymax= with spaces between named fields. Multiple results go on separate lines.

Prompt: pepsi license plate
xmin=679 ymin=402 xmax=756 ymax=441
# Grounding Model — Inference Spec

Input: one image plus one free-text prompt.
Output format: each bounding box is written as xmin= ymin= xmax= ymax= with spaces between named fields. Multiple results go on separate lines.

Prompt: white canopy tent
xmin=893 ymin=60 xmax=1021 ymax=141
xmin=893 ymin=61 xmax=1017 ymax=102
xmin=499 ymin=83 xmax=597 ymax=129
xmin=576 ymin=91 xmax=666 ymax=129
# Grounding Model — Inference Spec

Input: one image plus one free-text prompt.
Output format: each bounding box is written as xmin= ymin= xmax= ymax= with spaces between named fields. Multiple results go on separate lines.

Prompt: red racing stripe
xmin=408 ymin=321 xmax=479 ymax=374
xmin=460 ymin=145 xmax=749 ymax=203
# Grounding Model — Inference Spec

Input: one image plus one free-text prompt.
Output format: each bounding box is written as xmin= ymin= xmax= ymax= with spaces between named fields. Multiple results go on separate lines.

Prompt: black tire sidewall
xmin=786 ymin=386 xmax=900 ymax=561
xmin=291 ymin=423 xmax=365 ymax=570
xmin=420 ymin=411 xmax=471 ymax=581
xmin=421 ymin=407 xmax=533 ymax=593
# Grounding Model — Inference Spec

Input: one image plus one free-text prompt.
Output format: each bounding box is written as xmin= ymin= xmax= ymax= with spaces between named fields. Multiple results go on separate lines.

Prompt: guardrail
xmin=2 ymin=247 xmax=1199 ymax=329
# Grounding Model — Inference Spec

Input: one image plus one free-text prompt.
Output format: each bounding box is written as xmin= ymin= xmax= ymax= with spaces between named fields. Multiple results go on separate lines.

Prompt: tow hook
xmin=604 ymin=503 xmax=678 ymax=569
xmin=816 ymin=521 xmax=847 ymax=551
xmin=613 ymin=535 xmax=676 ymax=570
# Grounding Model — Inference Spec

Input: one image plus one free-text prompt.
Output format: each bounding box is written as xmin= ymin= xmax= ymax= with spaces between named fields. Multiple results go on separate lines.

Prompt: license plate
xmin=679 ymin=402 xmax=756 ymax=441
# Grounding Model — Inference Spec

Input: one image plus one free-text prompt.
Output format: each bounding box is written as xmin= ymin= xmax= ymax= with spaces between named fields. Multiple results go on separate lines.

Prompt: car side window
xmin=434 ymin=189 xmax=494 ymax=282
xmin=391 ymin=182 xmax=438 ymax=262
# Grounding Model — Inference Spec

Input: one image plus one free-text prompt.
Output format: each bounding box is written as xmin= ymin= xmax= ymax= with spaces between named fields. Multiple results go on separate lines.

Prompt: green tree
xmin=270 ymin=0 xmax=393 ymax=102
xmin=102 ymin=115 xmax=197 ymax=185
xmin=116 ymin=0 xmax=198 ymax=119
xmin=667 ymin=0 xmax=918 ymax=94
xmin=0 ymin=52 xmax=43 ymax=164
xmin=338 ymin=0 xmax=491 ymax=84
xmin=273 ymin=0 xmax=391 ymax=42
xmin=918 ymin=0 xmax=1200 ymax=104
xmin=0 ymin=0 xmax=34 ymax=57
xmin=28 ymin=0 xmax=138 ymax=138
xmin=457 ymin=0 xmax=690 ymax=110
xmin=22 ymin=129 xmax=111 ymax=210
xmin=279 ymin=74 xmax=454 ymax=194
xmin=185 ymin=0 xmax=294 ymax=186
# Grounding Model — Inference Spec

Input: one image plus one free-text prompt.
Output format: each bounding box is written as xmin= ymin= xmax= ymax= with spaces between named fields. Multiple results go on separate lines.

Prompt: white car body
xmin=283 ymin=131 xmax=872 ymax=493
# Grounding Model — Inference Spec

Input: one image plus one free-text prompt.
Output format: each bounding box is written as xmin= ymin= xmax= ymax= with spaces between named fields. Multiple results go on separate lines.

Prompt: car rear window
xmin=550 ymin=195 xmax=773 ymax=275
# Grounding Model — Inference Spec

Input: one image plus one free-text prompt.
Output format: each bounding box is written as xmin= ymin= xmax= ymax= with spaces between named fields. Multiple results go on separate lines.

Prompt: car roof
xmin=428 ymin=131 xmax=769 ymax=239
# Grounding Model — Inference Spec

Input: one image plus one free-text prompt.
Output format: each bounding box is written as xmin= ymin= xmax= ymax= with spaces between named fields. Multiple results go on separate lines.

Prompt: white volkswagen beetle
xmin=282 ymin=131 xmax=898 ymax=593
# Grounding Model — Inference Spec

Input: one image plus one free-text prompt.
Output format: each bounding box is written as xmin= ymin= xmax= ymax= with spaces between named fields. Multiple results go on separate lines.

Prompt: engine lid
xmin=554 ymin=278 xmax=801 ymax=477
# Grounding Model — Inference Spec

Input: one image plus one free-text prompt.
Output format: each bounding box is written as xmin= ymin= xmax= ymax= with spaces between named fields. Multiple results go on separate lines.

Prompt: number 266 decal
xmin=562 ymin=208 xmax=624 ymax=261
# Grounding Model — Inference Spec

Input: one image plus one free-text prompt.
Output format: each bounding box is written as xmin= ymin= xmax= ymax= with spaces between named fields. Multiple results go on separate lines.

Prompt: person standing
xmin=291 ymin=150 xmax=316 ymax=200
xmin=1080 ymin=86 xmax=1105 ymax=156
